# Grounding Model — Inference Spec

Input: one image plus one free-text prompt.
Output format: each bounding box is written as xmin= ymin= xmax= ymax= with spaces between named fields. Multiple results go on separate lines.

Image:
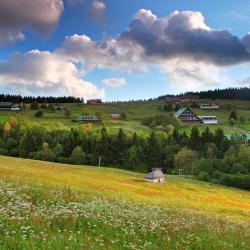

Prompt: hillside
xmin=0 ymin=156 xmax=249 ymax=249
xmin=1 ymin=98 xmax=250 ymax=135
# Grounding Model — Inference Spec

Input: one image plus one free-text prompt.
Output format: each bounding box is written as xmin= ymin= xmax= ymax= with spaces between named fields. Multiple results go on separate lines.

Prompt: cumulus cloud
xmin=57 ymin=9 xmax=250 ymax=91
xmin=58 ymin=34 xmax=146 ymax=72
xmin=0 ymin=50 xmax=104 ymax=98
xmin=120 ymin=9 xmax=250 ymax=66
xmin=0 ymin=0 xmax=64 ymax=45
xmin=88 ymin=0 xmax=106 ymax=24
xmin=102 ymin=78 xmax=126 ymax=88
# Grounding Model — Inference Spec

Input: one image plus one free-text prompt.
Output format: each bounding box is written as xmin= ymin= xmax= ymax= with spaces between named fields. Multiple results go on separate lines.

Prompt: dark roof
xmin=145 ymin=168 xmax=164 ymax=179
xmin=175 ymin=107 xmax=188 ymax=118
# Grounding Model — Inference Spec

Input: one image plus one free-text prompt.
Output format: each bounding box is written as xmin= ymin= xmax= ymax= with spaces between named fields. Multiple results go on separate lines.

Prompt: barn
xmin=87 ymin=99 xmax=102 ymax=105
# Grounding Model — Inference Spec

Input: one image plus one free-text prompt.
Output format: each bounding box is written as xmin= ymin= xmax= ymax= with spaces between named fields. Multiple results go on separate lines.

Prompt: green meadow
xmin=0 ymin=155 xmax=249 ymax=249
xmin=0 ymin=99 xmax=250 ymax=135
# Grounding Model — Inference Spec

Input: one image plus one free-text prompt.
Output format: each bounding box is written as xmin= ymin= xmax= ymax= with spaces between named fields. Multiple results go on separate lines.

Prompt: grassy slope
xmin=0 ymin=155 xmax=249 ymax=222
xmin=1 ymin=99 xmax=250 ymax=134
xmin=0 ymin=156 xmax=250 ymax=249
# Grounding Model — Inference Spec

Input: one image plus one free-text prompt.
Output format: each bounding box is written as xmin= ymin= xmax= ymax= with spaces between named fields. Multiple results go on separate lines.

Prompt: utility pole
xmin=98 ymin=156 xmax=102 ymax=167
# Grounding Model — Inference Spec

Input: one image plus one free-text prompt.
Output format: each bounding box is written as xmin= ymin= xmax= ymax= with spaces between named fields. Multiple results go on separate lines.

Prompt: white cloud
xmin=0 ymin=50 xmax=105 ymax=98
xmin=102 ymin=78 xmax=126 ymax=88
xmin=88 ymin=0 xmax=106 ymax=24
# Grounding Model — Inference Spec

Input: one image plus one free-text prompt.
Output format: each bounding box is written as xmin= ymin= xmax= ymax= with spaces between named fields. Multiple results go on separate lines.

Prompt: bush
xmin=198 ymin=171 xmax=210 ymax=182
xmin=34 ymin=110 xmax=43 ymax=118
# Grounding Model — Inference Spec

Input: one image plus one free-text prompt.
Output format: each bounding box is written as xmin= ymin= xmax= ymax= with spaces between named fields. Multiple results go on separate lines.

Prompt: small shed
xmin=110 ymin=114 xmax=121 ymax=119
xmin=144 ymin=168 xmax=165 ymax=183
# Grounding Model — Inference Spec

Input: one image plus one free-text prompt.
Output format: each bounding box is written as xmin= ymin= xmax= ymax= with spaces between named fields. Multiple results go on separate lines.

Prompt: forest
xmin=0 ymin=117 xmax=249 ymax=190
xmin=158 ymin=87 xmax=250 ymax=100
xmin=0 ymin=94 xmax=83 ymax=104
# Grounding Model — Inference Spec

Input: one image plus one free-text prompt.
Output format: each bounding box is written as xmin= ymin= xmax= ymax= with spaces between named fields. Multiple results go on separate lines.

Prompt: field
xmin=0 ymin=156 xmax=249 ymax=249
xmin=1 ymin=99 xmax=250 ymax=135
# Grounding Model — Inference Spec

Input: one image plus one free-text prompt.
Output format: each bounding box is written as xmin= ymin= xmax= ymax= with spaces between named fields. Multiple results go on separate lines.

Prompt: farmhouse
xmin=198 ymin=116 xmax=218 ymax=124
xmin=79 ymin=115 xmax=100 ymax=122
xmin=165 ymin=95 xmax=199 ymax=104
xmin=0 ymin=102 xmax=21 ymax=111
xmin=200 ymin=103 xmax=219 ymax=109
xmin=175 ymin=107 xmax=203 ymax=124
xmin=0 ymin=102 xmax=12 ymax=110
xmin=144 ymin=168 xmax=165 ymax=183
xmin=87 ymin=99 xmax=102 ymax=105
xmin=110 ymin=114 xmax=121 ymax=119
xmin=165 ymin=96 xmax=182 ymax=104
xmin=180 ymin=94 xmax=199 ymax=102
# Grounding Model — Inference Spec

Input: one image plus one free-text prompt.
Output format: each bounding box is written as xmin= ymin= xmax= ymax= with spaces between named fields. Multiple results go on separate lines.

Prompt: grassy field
xmin=0 ymin=156 xmax=249 ymax=249
xmin=0 ymin=99 xmax=250 ymax=135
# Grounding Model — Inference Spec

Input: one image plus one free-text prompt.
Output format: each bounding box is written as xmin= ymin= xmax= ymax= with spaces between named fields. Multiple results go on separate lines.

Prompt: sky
xmin=1 ymin=0 xmax=250 ymax=101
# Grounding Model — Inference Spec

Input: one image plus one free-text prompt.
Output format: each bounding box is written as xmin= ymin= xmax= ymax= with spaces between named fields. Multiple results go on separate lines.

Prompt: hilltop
xmin=0 ymin=155 xmax=249 ymax=249
xmin=1 ymin=98 xmax=250 ymax=135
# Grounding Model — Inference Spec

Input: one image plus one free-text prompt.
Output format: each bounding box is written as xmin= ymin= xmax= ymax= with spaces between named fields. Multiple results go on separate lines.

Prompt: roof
xmin=175 ymin=107 xmax=188 ymax=118
xmin=0 ymin=102 xmax=12 ymax=106
xmin=79 ymin=115 xmax=99 ymax=120
xmin=145 ymin=168 xmax=164 ymax=179
xmin=110 ymin=114 xmax=121 ymax=116
xmin=225 ymin=134 xmax=250 ymax=140
xmin=198 ymin=116 xmax=217 ymax=119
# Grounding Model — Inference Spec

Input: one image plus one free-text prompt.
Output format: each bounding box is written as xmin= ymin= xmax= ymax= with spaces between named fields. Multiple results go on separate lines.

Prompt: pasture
xmin=0 ymin=99 xmax=250 ymax=135
xmin=0 ymin=156 xmax=249 ymax=249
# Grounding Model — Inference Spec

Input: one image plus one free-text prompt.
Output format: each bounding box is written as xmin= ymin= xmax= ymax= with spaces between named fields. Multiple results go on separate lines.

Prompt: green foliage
xmin=34 ymin=110 xmax=43 ymax=118
xmin=30 ymin=101 xmax=39 ymax=110
xmin=142 ymin=114 xmax=180 ymax=128
xmin=64 ymin=109 xmax=71 ymax=117
xmin=70 ymin=146 xmax=86 ymax=165
xmin=229 ymin=110 xmax=238 ymax=121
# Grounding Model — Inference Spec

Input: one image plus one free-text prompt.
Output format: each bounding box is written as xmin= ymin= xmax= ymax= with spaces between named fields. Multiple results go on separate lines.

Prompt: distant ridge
xmin=158 ymin=87 xmax=250 ymax=101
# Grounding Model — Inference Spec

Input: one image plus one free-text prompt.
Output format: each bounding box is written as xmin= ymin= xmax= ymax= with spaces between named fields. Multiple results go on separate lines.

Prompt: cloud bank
xmin=0 ymin=0 xmax=64 ymax=45
xmin=1 ymin=8 xmax=250 ymax=97
xmin=0 ymin=50 xmax=104 ymax=98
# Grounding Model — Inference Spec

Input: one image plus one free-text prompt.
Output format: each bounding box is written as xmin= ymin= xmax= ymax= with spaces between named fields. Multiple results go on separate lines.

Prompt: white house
xmin=200 ymin=103 xmax=219 ymax=109
xmin=198 ymin=116 xmax=218 ymax=124
xmin=144 ymin=168 xmax=165 ymax=183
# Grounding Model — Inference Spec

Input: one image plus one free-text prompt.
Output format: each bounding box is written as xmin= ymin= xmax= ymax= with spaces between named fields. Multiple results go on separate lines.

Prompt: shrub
xmin=34 ymin=110 xmax=43 ymax=118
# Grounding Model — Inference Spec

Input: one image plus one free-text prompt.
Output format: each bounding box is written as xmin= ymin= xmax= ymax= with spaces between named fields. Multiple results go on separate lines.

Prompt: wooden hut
xmin=144 ymin=168 xmax=165 ymax=183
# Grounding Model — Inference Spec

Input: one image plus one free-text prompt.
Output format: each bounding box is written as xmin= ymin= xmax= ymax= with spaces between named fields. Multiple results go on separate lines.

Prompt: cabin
xmin=110 ymin=114 xmax=121 ymax=119
xmin=180 ymin=94 xmax=199 ymax=102
xmin=11 ymin=104 xmax=21 ymax=111
xmin=87 ymin=99 xmax=102 ymax=105
xmin=175 ymin=107 xmax=203 ymax=124
xmin=0 ymin=102 xmax=21 ymax=111
xmin=144 ymin=168 xmax=165 ymax=183
xmin=198 ymin=116 xmax=218 ymax=124
xmin=0 ymin=102 xmax=12 ymax=110
xmin=79 ymin=115 xmax=100 ymax=122
xmin=165 ymin=96 xmax=182 ymax=104
xmin=165 ymin=95 xmax=199 ymax=104
xmin=200 ymin=103 xmax=219 ymax=110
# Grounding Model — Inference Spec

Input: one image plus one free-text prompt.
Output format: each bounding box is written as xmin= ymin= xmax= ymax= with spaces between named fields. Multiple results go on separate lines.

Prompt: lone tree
xmin=229 ymin=110 xmax=238 ymax=121
xmin=174 ymin=147 xmax=197 ymax=175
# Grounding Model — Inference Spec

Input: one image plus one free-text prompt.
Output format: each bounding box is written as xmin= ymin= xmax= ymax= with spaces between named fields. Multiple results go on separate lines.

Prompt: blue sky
xmin=1 ymin=0 xmax=250 ymax=100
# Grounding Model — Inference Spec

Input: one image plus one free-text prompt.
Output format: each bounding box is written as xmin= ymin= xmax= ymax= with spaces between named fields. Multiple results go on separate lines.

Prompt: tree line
xmin=158 ymin=87 xmax=250 ymax=101
xmin=0 ymin=118 xmax=250 ymax=190
xmin=0 ymin=94 xmax=83 ymax=103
